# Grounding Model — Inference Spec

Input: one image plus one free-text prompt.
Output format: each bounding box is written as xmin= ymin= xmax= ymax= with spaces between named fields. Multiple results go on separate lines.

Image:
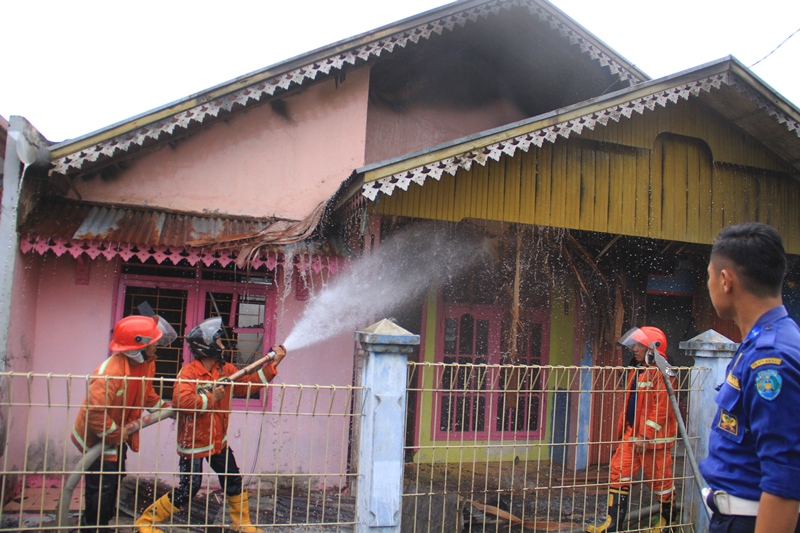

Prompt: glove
xmin=270 ymin=344 xmax=287 ymax=365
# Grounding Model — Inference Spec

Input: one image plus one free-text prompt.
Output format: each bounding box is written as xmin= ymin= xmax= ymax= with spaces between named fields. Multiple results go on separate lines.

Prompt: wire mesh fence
xmin=0 ymin=363 xmax=711 ymax=532
xmin=402 ymin=362 xmax=711 ymax=533
xmin=0 ymin=372 xmax=361 ymax=532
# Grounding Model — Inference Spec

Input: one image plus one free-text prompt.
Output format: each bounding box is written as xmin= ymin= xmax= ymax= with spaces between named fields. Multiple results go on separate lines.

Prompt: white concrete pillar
xmin=680 ymin=330 xmax=738 ymax=533
xmin=355 ymin=319 xmax=419 ymax=533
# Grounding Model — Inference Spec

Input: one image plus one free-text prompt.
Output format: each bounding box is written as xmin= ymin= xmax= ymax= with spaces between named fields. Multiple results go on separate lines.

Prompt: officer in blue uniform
xmin=701 ymin=222 xmax=800 ymax=533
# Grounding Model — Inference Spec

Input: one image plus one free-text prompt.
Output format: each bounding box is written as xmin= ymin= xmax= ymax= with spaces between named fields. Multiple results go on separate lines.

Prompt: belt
xmin=706 ymin=489 xmax=760 ymax=516
xmin=703 ymin=488 xmax=800 ymax=517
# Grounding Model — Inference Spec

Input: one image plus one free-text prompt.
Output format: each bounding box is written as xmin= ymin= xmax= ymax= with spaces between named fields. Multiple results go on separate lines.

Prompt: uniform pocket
xmin=712 ymin=384 xmax=744 ymax=443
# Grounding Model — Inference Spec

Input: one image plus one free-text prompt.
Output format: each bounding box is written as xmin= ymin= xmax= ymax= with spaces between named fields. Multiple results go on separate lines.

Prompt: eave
xmin=48 ymin=0 xmax=647 ymax=177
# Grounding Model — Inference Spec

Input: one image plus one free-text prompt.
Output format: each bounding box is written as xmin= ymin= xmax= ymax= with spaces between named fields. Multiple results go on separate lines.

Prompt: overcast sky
xmin=3 ymin=0 xmax=798 ymax=143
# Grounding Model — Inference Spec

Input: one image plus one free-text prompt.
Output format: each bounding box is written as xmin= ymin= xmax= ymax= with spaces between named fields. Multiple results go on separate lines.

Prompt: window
xmin=435 ymin=305 xmax=500 ymax=439
xmin=495 ymin=309 xmax=548 ymax=435
xmin=434 ymin=304 xmax=548 ymax=440
xmin=200 ymin=289 xmax=273 ymax=405
xmin=119 ymin=285 xmax=188 ymax=399
xmin=116 ymin=260 xmax=276 ymax=409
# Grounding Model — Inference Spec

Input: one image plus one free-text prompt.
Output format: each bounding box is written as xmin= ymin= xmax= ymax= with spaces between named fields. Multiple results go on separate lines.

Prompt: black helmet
xmin=186 ymin=317 xmax=225 ymax=361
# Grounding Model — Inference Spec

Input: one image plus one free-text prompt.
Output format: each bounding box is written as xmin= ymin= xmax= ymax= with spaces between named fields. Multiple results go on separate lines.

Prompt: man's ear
xmin=719 ymin=267 xmax=736 ymax=293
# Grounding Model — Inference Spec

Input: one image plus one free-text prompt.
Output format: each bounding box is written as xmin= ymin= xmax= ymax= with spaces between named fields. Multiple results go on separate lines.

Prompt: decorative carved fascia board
xmin=361 ymin=71 xmax=800 ymax=201
xmin=729 ymin=76 xmax=800 ymax=136
xmin=50 ymin=0 xmax=641 ymax=176
xmin=19 ymin=236 xmax=344 ymax=274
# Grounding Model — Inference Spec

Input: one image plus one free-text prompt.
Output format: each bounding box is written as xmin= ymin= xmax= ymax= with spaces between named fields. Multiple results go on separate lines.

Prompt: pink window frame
xmin=431 ymin=303 xmax=549 ymax=441
xmin=114 ymin=273 xmax=277 ymax=412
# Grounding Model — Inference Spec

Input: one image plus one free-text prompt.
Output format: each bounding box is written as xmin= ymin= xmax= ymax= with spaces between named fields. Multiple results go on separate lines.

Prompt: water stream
xmin=283 ymin=224 xmax=490 ymax=350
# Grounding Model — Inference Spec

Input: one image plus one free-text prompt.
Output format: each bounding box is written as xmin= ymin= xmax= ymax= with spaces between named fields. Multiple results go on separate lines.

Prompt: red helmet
xmin=625 ymin=326 xmax=667 ymax=356
xmin=109 ymin=315 xmax=163 ymax=352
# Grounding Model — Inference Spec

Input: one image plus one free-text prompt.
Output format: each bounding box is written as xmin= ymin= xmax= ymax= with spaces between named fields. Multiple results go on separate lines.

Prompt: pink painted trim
xmin=19 ymin=235 xmax=344 ymax=273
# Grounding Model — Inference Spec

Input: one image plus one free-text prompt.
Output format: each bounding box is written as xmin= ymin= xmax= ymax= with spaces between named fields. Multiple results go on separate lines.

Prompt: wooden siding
xmin=579 ymin=98 xmax=792 ymax=173
xmin=371 ymin=134 xmax=800 ymax=253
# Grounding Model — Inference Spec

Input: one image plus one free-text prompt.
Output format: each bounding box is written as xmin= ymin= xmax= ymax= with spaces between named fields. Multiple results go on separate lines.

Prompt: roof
xmin=47 ymin=0 xmax=647 ymax=177
xmin=354 ymin=56 xmax=800 ymax=201
xmin=19 ymin=198 xmax=328 ymax=262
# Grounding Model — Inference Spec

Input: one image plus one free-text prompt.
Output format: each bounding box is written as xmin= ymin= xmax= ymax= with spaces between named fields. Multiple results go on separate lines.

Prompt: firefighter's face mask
xmin=124 ymin=350 xmax=145 ymax=363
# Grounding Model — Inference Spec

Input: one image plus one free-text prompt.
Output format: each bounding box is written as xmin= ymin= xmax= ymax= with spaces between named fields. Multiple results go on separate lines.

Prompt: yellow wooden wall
xmin=371 ymin=103 xmax=800 ymax=253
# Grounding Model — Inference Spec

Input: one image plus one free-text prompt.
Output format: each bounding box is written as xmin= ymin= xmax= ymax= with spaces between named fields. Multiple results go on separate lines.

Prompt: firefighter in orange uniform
xmin=587 ymin=326 xmax=678 ymax=533
xmin=135 ymin=316 xmax=287 ymax=533
xmin=72 ymin=315 xmax=173 ymax=533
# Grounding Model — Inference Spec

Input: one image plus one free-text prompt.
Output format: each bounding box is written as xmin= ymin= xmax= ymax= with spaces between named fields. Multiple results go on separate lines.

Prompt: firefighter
xmin=135 ymin=316 xmax=287 ymax=533
xmin=587 ymin=326 xmax=678 ymax=533
xmin=72 ymin=315 xmax=173 ymax=533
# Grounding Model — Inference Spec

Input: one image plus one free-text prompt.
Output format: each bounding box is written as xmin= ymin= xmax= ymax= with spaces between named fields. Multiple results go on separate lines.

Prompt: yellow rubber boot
xmin=134 ymin=493 xmax=176 ymax=533
xmin=646 ymin=500 xmax=675 ymax=533
xmin=228 ymin=491 xmax=263 ymax=533
xmin=587 ymin=488 xmax=629 ymax=533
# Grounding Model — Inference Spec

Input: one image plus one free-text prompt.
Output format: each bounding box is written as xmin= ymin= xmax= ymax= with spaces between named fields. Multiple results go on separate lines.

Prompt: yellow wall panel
xmin=593 ymin=148 xmax=610 ymax=233
xmin=578 ymin=147 xmax=596 ymax=231
xmin=634 ymin=149 xmax=650 ymax=237
xmin=549 ymin=142 xmax=567 ymax=228
xmin=371 ymin=116 xmax=800 ymax=253
xmin=536 ymin=144 xmax=553 ymax=227
xmin=606 ymin=150 xmax=625 ymax=234
xmin=564 ymin=142 xmax=582 ymax=229
xmin=519 ymin=149 xmax=537 ymax=224
xmin=579 ymin=99 xmax=791 ymax=173
xmin=619 ymin=148 xmax=637 ymax=236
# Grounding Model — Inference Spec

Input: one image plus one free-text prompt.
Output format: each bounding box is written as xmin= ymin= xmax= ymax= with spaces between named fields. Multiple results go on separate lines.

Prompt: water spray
xmin=283 ymin=224 xmax=491 ymax=351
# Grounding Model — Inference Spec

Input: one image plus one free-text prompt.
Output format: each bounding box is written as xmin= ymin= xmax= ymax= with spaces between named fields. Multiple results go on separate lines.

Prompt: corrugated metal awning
xmin=21 ymin=200 xmax=278 ymax=248
xmin=18 ymin=199 xmax=335 ymax=271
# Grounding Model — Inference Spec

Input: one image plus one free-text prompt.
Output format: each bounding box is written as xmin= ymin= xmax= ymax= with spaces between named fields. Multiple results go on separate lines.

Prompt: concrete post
xmin=354 ymin=319 xmax=419 ymax=533
xmin=0 ymin=117 xmax=49 ymax=371
xmin=679 ymin=330 xmax=738 ymax=533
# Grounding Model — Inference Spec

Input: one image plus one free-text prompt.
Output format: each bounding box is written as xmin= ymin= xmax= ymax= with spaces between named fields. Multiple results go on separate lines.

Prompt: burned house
xmin=2 ymin=0 xmax=800 ymax=530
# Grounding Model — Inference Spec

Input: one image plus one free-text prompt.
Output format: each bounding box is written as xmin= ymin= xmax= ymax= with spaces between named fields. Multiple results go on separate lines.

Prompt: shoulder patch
xmin=726 ymin=373 xmax=740 ymax=390
xmin=750 ymin=357 xmax=782 ymax=369
xmin=755 ymin=369 xmax=782 ymax=401
xmin=718 ymin=409 xmax=739 ymax=436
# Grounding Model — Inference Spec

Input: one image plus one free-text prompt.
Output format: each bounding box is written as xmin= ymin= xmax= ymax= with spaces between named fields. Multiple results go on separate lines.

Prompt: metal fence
xmin=402 ymin=362 xmax=711 ymax=533
xmin=0 ymin=364 xmax=711 ymax=532
xmin=0 ymin=372 xmax=361 ymax=532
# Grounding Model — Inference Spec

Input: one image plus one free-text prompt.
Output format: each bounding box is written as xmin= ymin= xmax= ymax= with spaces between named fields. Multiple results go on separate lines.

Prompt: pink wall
xmin=364 ymin=98 xmax=527 ymax=165
xmin=3 ymin=254 xmax=118 ymax=475
xmin=1 ymin=251 xmax=43 ymax=486
xmin=14 ymin=255 xmax=357 ymax=487
xmin=70 ymin=68 xmax=371 ymax=220
xmin=131 ymin=267 xmax=357 ymax=487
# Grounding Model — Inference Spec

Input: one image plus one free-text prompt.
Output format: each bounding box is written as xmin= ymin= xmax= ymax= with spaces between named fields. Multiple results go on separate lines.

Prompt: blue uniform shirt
xmin=700 ymin=305 xmax=800 ymax=501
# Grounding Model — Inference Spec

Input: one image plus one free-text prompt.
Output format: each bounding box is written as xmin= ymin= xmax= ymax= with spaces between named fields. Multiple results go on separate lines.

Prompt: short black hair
xmin=710 ymin=222 xmax=786 ymax=298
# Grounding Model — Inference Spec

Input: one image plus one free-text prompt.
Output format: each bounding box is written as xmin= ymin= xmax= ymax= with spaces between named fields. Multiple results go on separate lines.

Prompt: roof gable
xmin=48 ymin=0 xmax=645 ymax=178
xmin=358 ymin=57 xmax=800 ymax=201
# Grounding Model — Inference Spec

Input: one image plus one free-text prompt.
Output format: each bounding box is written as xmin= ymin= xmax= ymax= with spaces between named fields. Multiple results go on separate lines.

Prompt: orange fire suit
xmin=72 ymin=353 xmax=167 ymax=461
xmin=173 ymin=359 xmax=277 ymax=458
xmin=609 ymin=364 xmax=678 ymax=502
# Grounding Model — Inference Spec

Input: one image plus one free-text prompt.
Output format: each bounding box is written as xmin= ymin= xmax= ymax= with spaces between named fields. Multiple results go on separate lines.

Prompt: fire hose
xmin=649 ymin=345 xmax=713 ymax=519
xmin=57 ymin=348 xmax=278 ymax=528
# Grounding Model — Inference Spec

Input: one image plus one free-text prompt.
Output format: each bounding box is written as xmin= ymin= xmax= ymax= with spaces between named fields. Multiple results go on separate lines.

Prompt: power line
xmin=750 ymin=27 xmax=800 ymax=68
